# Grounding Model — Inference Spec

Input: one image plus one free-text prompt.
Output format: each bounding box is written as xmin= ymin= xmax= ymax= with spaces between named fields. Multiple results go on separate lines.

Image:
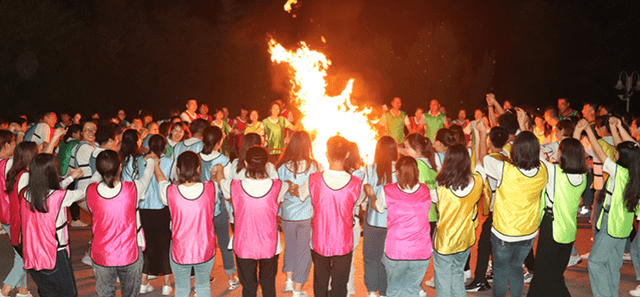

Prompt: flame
xmin=268 ymin=38 xmax=378 ymax=166
xmin=284 ymin=0 xmax=298 ymax=13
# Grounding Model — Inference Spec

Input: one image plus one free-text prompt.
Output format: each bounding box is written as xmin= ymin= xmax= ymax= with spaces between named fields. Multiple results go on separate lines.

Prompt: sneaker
xmin=70 ymin=220 xmax=88 ymax=227
xmin=228 ymin=276 xmax=240 ymax=291
xmin=16 ymin=293 xmax=33 ymax=297
xmin=147 ymin=275 xmax=158 ymax=280
xmin=367 ymin=293 xmax=378 ymax=297
xmin=139 ymin=283 xmax=153 ymax=294
xmin=81 ymin=253 xmax=93 ymax=266
xmin=567 ymin=253 xmax=582 ymax=267
xmin=523 ymin=272 xmax=533 ymax=284
xmin=425 ymin=277 xmax=435 ymax=288
xmin=284 ymin=279 xmax=294 ymax=293
xmin=418 ymin=289 xmax=427 ymax=297
xmin=581 ymin=252 xmax=590 ymax=259
xmin=624 ymin=253 xmax=632 ymax=261
xmin=0 ymin=228 xmax=6 ymax=234
xmin=161 ymin=285 xmax=172 ymax=296
xmin=292 ymin=292 xmax=309 ymax=297
xmin=465 ymin=280 xmax=491 ymax=292
xmin=577 ymin=206 xmax=591 ymax=218
xmin=464 ymin=270 xmax=472 ymax=279
xmin=630 ymin=284 xmax=640 ymax=297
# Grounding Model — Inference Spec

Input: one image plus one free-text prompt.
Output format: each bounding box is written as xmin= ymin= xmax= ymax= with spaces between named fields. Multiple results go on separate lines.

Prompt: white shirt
xmin=30 ymin=123 xmax=51 ymax=145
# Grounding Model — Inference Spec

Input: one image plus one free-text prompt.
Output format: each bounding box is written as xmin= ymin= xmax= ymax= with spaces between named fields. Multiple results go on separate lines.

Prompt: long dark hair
xmin=148 ymin=134 xmax=167 ymax=157
xmin=24 ymin=154 xmax=61 ymax=213
xmin=511 ymin=131 xmax=540 ymax=170
xmin=5 ymin=142 xmax=38 ymax=195
xmin=176 ymin=151 xmax=201 ymax=185
xmin=616 ymin=141 xmax=640 ymax=212
xmin=96 ymin=150 xmax=121 ymax=188
xmin=435 ymin=128 xmax=456 ymax=148
xmin=245 ymin=146 xmax=269 ymax=179
xmin=558 ymin=139 xmax=587 ymax=174
xmin=276 ymin=131 xmax=318 ymax=178
xmin=373 ymin=136 xmax=398 ymax=186
xmin=436 ymin=144 xmax=472 ymax=191
xmin=201 ymin=126 xmax=223 ymax=155
xmin=236 ymin=133 xmax=262 ymax=174
xmin=344 ymin=142 xmax=364 ymax=174
xmin=404 ymin=133 xmax=436 ymax=171
xmin=119 ymin=129 xmax=141 ymax=178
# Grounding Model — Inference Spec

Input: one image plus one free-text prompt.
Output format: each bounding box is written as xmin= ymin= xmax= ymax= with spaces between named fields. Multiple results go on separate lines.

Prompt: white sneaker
xmin=425 ymin=277 xmax=435 ymax=288
xmin=161 ymin=285 xmax=172 ymax=296
xmin=147 ymin=275 xmax=158 ymax=280
xmin=139 ymin=283 xmax=153 ymax=294
xmin=15 ymin=293 xmax=33 ymax=297
xmin=464 ymin=269 xmax=471 ymax=279
xmin=419 ymin=289 xmax=428 ymax=297
xmin=70 ymin=220 xmax=88 ymax=227
xmin=624 ymin=253 xmax=632 ymax=261
xmin=630 ymin=284 xmax=640 ymax=297
xmin=228 ymin=276 xmax=240 ymax=291
xmin=567 ymin=253 xmax=582 ymax=267
xmin=81 ymin=253 xmax=93 ymax=266
xmin=292 ymin=291 xmax=308 ymax=297
xmin=367 ymin=292 xmax=378 ymax=297
xmin=581 ymin=252 xmax=590 ymax=259
xmin=283 ymin=279 xmax=294 ymax=293
xmin=523 ymin=272 xmax=533 ymax=284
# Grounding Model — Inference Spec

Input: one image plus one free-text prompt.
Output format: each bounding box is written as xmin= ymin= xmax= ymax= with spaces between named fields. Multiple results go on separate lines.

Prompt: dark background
xmin=1 ymin=0 xmax=639 ymax=122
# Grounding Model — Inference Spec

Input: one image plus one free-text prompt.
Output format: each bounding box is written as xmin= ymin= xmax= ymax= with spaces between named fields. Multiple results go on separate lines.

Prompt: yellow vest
xmin=493 ymin=161 xmax=548 ymax=237
xmin=481 ymin=153 xmax=511 ymax=215
xmin=435 ymin=173 xmax=484 ymax=254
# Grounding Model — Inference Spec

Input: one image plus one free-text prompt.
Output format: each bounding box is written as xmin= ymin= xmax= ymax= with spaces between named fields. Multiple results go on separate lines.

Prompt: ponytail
xmin=617 ymin=141 xmax=640 ymax=212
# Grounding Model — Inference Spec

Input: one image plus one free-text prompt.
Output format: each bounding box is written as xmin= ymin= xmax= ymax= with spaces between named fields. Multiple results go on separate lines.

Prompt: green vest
xmin=263 ymin=116 xmax=287 ymax=155
xmin=597 ymin=164 xmax=634 ymax=238
xmin=385 ymin=110 xmax=406 ymax=145
xmin=540 ymin=166 xmax=586 ymax=244
xmin=58 ymin=139 xmax=79 ymax=175
xmin=417 ymin=158 xmax=438 ymax=222
xmin=424 ymin=112 xmax=445 ymax=142
xmin=214 ymin=120 xmax=232 ymax=156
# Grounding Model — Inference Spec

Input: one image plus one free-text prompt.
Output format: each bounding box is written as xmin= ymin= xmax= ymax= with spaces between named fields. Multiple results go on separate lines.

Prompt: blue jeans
xmin=588 ymin=212 xmax=625 ymax=297
xmin=169 ymin=249 xmax=215 ymax=297
xmin=490 ymin=233 xmax=535 ymax=297
xmin=382 ymin=254 xmax=429 ymax=297
xmin=29 ymin=250 xmax=78 ymax=297
xmin=433 ymin=248 xmax=471 ymax=297
xmin=1 ymin=224 xmax=27 ymax=289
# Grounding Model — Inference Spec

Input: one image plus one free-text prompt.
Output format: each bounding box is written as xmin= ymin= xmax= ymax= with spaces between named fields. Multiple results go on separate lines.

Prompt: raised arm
xmin=43 ymin=127 xmax=67 ymax=154
xmin=575 ymin=119 xmax=607 ymax=165
xmin=610 ymin=117 xmax=637 ymax=145
xmin=486 ymin=93 xmax=504 ymax=127
xmin=515 ymin=108 xmax=530 ymax=132
xmin=475 ymin=119 xmax=487 ymax=166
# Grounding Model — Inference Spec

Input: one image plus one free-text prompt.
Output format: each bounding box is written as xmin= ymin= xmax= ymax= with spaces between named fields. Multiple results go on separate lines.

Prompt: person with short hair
xmin=378 ymin=97 xmax=407 ymax=145
xmin=424 ymin=100 xmax=448 ymax=142
xmin=180 ymin=99 xmax=200 ymax=124
xmin=558 ymin=98 xmax=578 ymax=121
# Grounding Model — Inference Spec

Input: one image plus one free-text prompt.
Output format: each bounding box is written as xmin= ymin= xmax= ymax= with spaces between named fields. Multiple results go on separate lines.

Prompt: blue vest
xmin=278 ymin=162 xmax=318 ymax=221
xmin=137 ymin=155 xmax=173 ymax=210
xmin=200 ymin=152 xmax=230 ymax=216
xmin=365 ymin=164 xmax=397 ymax=228
xmin=121 ymin=157 xmax=138 ymax=182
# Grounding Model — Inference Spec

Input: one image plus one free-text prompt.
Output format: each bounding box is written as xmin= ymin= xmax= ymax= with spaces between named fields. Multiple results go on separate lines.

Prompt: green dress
xmin=424 ymin=112 xmax=445 ymax=142
xmin=262 ymin=116 xmax=288 ymax=155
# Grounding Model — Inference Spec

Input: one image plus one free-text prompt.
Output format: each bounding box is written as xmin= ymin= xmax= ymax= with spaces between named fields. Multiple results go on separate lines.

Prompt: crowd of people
xmin=0 ymin=94 xmax=639 ymax=297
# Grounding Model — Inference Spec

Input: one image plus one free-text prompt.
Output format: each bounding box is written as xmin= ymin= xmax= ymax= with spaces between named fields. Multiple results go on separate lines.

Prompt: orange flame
xmin=284 ymin=0 xmax=298 ymax=13
xmin=268 ymin=38 xmax=378 ymax=166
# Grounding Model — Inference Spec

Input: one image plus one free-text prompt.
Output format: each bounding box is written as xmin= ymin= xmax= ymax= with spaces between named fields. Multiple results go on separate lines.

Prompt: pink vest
xmin=231 ymin=179 xmax=281 ymax=259
xmin=87 ymin=182 xmax=141 ymax=266
xmin=9 ymin=171 xmax=26 ymax=246
xmin=167 ymin=181 xmax=216 ymax=264
xmin=309 ymin=172 xmax=361 ymax=257
xmin=384 ymin=183 xmax=432 ymax=260
xmin=21 ymin=190 xmax=68 ymax=270
xmin=0 ymin=159 xmax=10 ymax=225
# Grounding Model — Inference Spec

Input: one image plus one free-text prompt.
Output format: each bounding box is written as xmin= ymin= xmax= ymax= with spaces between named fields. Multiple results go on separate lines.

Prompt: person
xmin=378 ymin=97 xmax=407 ymax=145
xmin=574 ymin=118 xmax=640 ymax=297
xmin=0 ymin=131 xmax=30 ymax=297
xmin=465 ymin=126 xmax=510 ymax=292
xmin=137 ymin=135 xmax=174 ymax=295
xmin=276 ymin=131 xmax=320 ymax=297
xmin=140 ymin=122 xmax=160 ymax=154
xmin=245 ymin=110 xmax=266 ymax=143
xmin=527 ymin=138 xmax=587 ymax=296
xmin=87 ymin=150 xmax=156 ymax=297
xmin=364 ymin=156 xmax=432 ymax=297
xmin=405 ymin=107 xmax=425 ymax=135
xmin=433 ymin=132 xmax=485 ymax=296
xmin=179 ymin=99 xmax=200 ymax=124
xmin=116 ymin=110 xmax=130 ymax=127
xmin=263 ymin=102 xmax=296 ymax=162
xmin=198 ymin=126 xmax=240 ymax=291
xmin=483 ymin=131 xmax=548 ymax=297
xmin=56 ymin=111 xmax=72 ymax=129
xmin=362 ymin=136 xmax=398 ymax=297
xmin=154 ymin=151 xmax=217 ymax=297
xmin=69 ymin=121 xmax=98 ymax=227
xmin=88 ymin=125 xmax=119 ymax=175
xmin=558 ymin=98 xmax=579 ymax=121
xmin=543 ymin=107 xmax=561 ymax=143
xmin=119 ymin=129 xmax=142 ymax=181
xmin=198 ymin=104 xmax=213 ymax=123
xmin=211 ymin=109 xmax=232 ymax=157
xmin=452 ymin=109 xmax=471 ymax=142
xmin=424 ymin=100 xmax=448 ymax=142
xmin=231 ymin=106 xmax=249 ymax=155
xmin=213 ymin=146 xmax=290 ymax=297
xmin=20 ymin=154 xmax=88 ymax=297
xmin=171 ymin=119 xmax=208 ymax=180
xmin=275 ymin=99 xmax=295 ymax=143
xmin=24 ymin=111 xmax=57 ymax=148
xmin=165 ymin=122 xmax=188 ymax=158
xmin=57 ymin=124 xmax=82 ymax=176
xmin=533 ymin=112 xmax=550 ymax=145
xmin=292 ymin=135 xmax=365 ymax=297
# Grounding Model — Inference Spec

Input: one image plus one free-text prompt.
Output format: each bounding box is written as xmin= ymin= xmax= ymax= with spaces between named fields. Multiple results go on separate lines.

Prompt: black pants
xmin=70 ymin=202 xmax=80 ymax=221
xmin=581 ymin=169 xmax=595 ymax=208
xmin=527 ymin=213 xmax=572 ymax=297
xmin=312 ymin=250 xmax=353 ymax=297
xmin=29 ymin=250 xmax=78 ymax=297
xmin=236 ymin=254 xmax=279 ymax=297
xmin=472 ymin=212 xmax=493 ymax=282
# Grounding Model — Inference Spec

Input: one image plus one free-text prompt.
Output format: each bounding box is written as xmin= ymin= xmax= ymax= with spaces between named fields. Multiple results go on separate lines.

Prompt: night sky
xmin=2 ymin=0 xmax=640 ymax=121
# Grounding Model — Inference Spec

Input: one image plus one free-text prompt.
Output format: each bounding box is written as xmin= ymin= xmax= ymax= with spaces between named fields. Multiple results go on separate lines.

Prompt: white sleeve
xmin=220 ymin=179 xmax=232 ymax=199
xmin=483 ymin=155 xmax=504 ymax=184
xmin=158 ymin=180 xmax=170 ymax=206
xmin=603 ymin=157 xmax=617 ymax=176
xmin=4 ymin=159 xmax=13 ymax=179
xmin=404 ymin=116 xmax=411 ymax=127
xmin=59 ymin=176 xmax=74 ymax=190
xmin=268 ymin=163 xmax=279 ymax=179
xmin=277 ymin=181 xmax=290 ymax=203
xmin=375 ymin=188 xmax=386 ymax=213
xmin=180 ymin=113 xmax=190 ymax=122
xmin=61 ymin=189 xmax=88 ymax=208
xmin=430 ymin=189 xmax=438 ymax=202
xmin=134 ymin=159 xmax=156 ymax=199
